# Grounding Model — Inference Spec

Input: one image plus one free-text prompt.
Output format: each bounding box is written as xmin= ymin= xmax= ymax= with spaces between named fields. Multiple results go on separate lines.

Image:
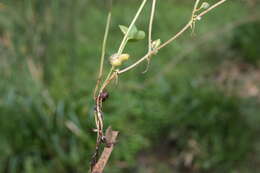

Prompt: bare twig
xmin=91 ymin=127 xmax=119 ymax=173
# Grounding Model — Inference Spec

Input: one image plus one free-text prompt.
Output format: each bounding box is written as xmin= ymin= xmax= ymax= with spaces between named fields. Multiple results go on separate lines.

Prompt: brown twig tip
xmin=91 ymin=127 xmax=119 ymax=173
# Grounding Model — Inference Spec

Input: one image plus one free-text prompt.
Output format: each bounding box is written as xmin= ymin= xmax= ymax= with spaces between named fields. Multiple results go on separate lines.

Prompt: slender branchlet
xmin=143 ymin=0 xmax=157 ymax=73
xmin=93 ymin=12 xmax=112 ymax=100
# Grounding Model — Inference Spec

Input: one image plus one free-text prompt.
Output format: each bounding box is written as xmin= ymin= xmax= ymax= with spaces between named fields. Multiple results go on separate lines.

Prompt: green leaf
xmin=128 ymin=30 xmax=146 ymax=42
xmin=119 ymin=24 xmax=146 ymax=42
xmin=119 ymin=25 xmax=128 ymax=35
xmin=134 ymin=30 xmax=145 ymax=40
xmin=119 ymin=24 xmax=138 ymax=39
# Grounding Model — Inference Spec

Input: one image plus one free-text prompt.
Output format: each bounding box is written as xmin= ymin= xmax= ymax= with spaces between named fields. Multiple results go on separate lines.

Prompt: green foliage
xmin=0 ymin=0 xmax=259 ymax=173
xmin=119 ymin=24 xmax=146 ymax=42
xmin=231 ymin=21 xmax=260 ymax=66
xmin=0 ymin=87 xmax=94 ymax=172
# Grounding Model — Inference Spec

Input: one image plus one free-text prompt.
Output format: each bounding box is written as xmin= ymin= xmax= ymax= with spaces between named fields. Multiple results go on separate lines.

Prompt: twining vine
xmin=90 ymin=0 xmax=227 ymax=172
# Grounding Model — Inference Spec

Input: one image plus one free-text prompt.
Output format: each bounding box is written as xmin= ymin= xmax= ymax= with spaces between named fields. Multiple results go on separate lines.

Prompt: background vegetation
xmin=0 ymin=0 xmax=259 ymax=172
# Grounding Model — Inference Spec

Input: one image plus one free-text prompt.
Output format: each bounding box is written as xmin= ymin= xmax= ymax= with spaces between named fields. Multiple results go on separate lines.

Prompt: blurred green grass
xmin=0 ymin=0 xmax=260 ymax=172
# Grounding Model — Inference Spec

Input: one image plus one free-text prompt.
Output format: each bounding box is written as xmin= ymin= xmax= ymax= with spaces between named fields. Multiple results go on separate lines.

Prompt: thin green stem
xmin=143 ymin=0 xmax=157 ymax=73
xmin=190 ymin=0 xmax=200 ymax=34
xmin=148 ymin=0 xmax=157 ymax=53
xmin=193 ymin=0 xmax=201 ymax=17
xmin=94 ymin=12 xmax=112 ymax=99
xmin=99 ymin=12 xmax=112 ymax=81
xmin=117 ymin=0 xmax=147 ymax=55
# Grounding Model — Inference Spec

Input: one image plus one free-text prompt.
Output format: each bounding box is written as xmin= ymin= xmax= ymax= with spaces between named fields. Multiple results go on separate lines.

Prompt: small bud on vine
xmin=151 ymin=39 xmax=161 ymax=50
xmin=110 ymin=57 xmax=122 ymax=67
xmin=109 ymin=53 xmax=130 ymax=67
xmin=118 ymin=53 xmax=130 ymax=61
xmin=201 ymin=2 xmax=210 ymax=9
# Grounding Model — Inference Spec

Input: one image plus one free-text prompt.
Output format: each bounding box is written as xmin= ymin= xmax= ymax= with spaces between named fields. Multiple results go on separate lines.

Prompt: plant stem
xmin=117 ymin=0 xmax=147 ymax=55
xmin=99 ymin=67 xmax=114 ymax=92
xmin=148 ymin=0 xmax=157 ymax=53
xmin=143 ymin=0 xmax=157 ymax=73
xmin=198 ymin=0 xmax=227 ymax=17
xmin=118 ymin=0 xmax=227 ymax=74
xmin=91 ymin=0 xmax=227 ymax=170
xmin=94 ymin=12 xmax=112 ymax=99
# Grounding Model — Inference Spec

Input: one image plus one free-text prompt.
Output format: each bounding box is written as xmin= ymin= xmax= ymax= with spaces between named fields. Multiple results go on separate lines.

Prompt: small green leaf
xmin=134 ymin=31 xmax=145 ymax=40
xmin=119 ymin=25 xmax=146 ymax=42
xmin=128 ymin=30 xmax=146 ymax=42
xmin=119 ymin=24 xmax=138 ymax=39
xmin=119 ymin=25 xmax=128 ymax=35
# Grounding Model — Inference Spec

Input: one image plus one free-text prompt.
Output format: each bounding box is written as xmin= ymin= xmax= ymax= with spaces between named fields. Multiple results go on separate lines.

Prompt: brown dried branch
xmin=91 ymin=127 xmax=119 ymax=173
